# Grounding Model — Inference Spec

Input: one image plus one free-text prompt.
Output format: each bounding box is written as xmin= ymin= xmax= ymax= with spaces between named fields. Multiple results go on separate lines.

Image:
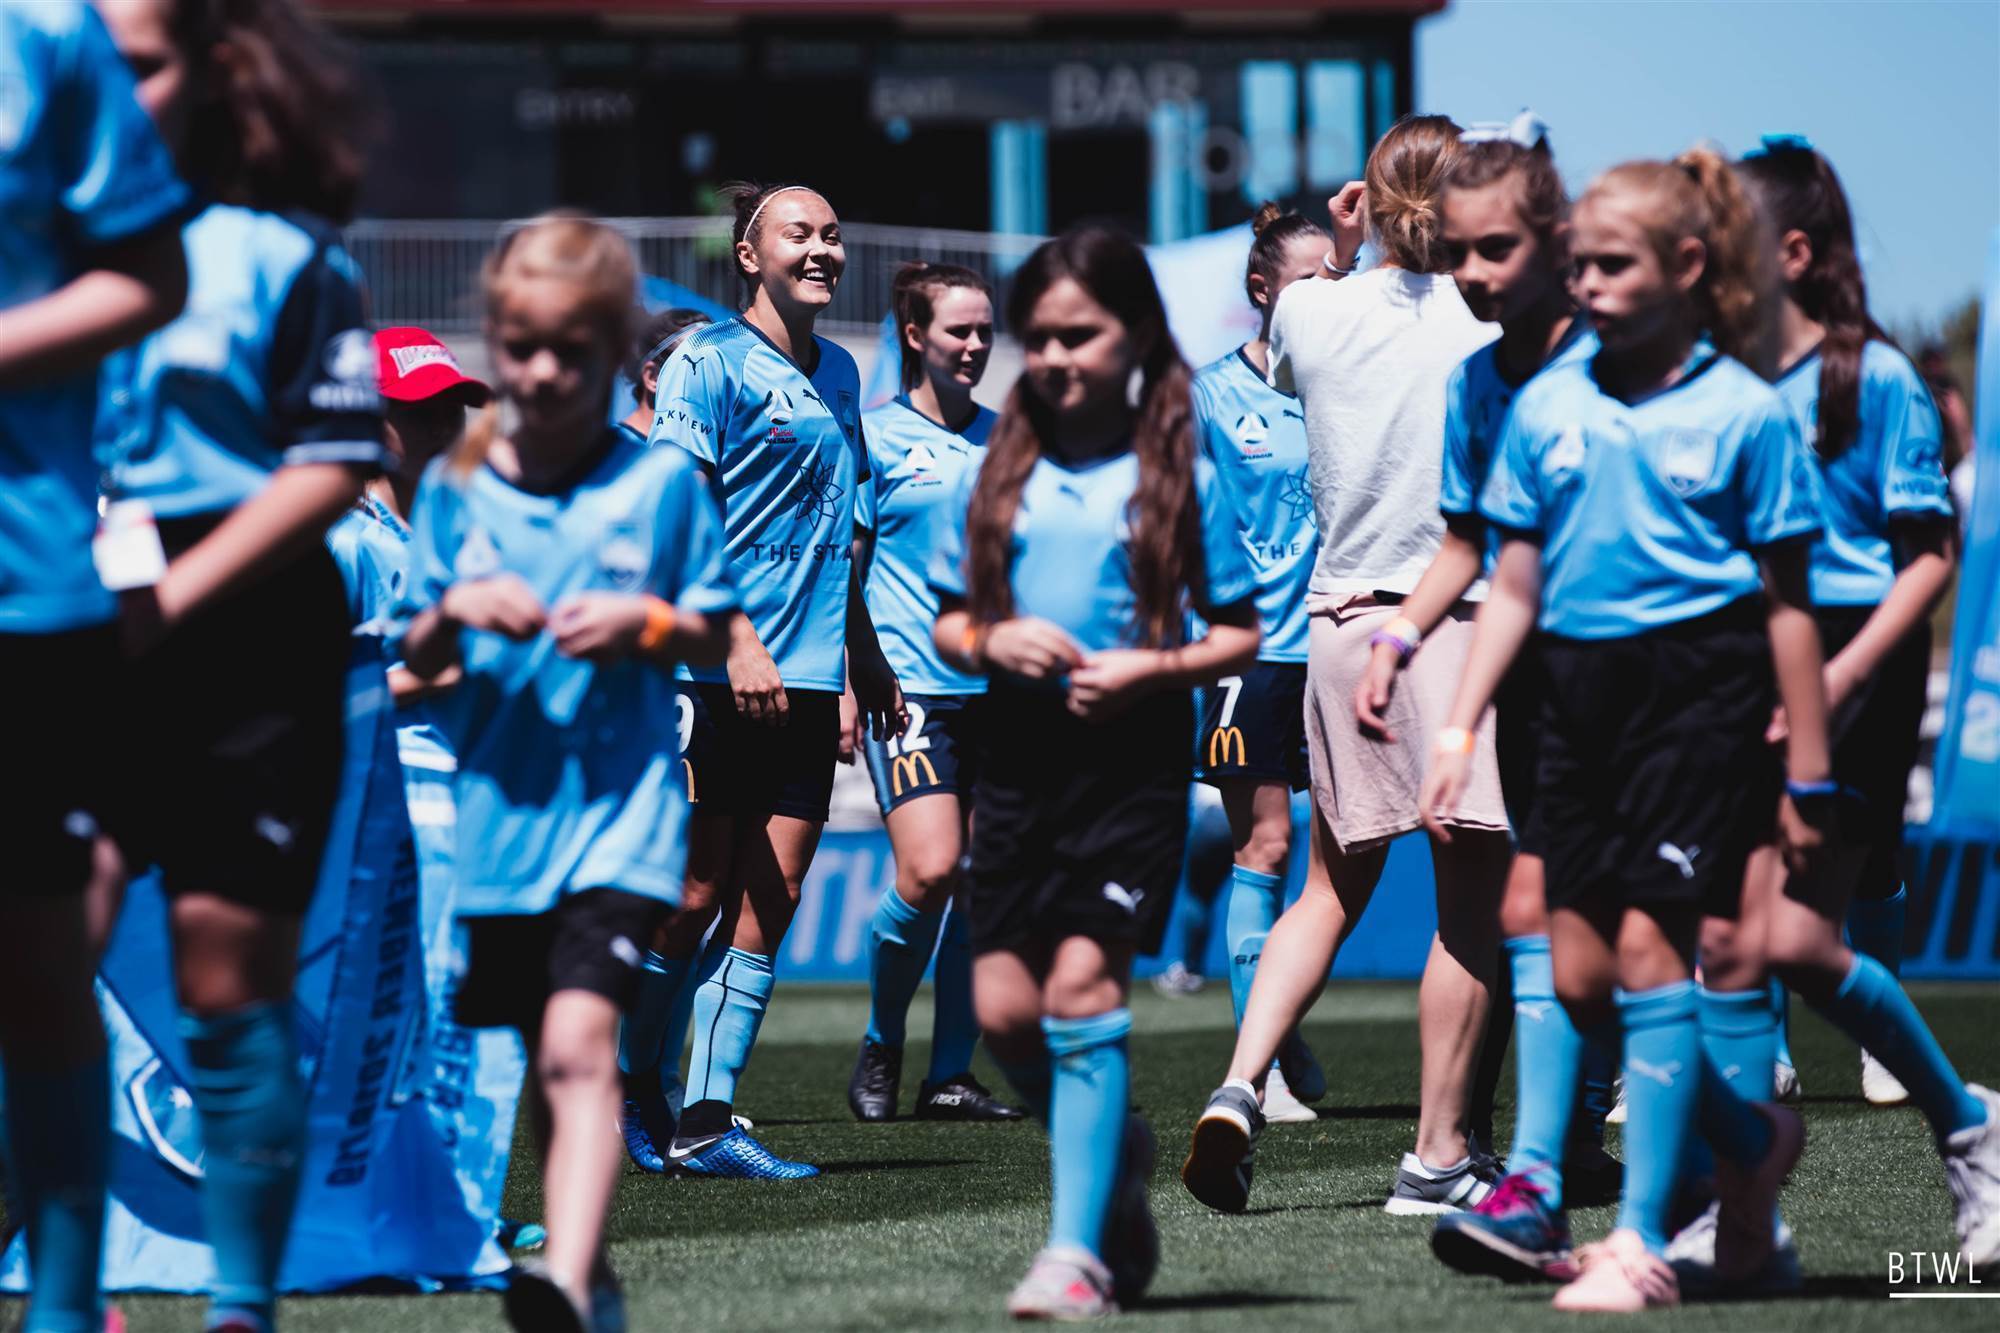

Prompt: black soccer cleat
xmin=915 ymin=1073 xmax=1026 ymax=1121
xmin=848 ymin=1037 xmax=903 ymax=1122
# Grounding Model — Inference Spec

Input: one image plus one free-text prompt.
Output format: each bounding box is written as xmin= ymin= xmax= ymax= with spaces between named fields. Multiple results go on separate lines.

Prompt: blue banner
xmin=1 ymin=641 xmax=506 ymax=1295
xmin=1931 ymin=226 xmax=2000 ymax=841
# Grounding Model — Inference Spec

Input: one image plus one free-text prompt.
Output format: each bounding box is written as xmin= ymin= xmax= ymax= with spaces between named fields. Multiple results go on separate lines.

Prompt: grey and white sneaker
xmin=1106 ymin=1115 xmax=1159 ymax=1307
xmin=1665 ymin=1200 xmax=1802 ymax=1294
xmin=1151 ymin=961 xmax=1206 ymax=998
xmin=1005 ymin=1246 xmax=1116 ymax=1321
xmin=1261 ymin=1064 xmax=1317 ymax=1124
xmin=1385 ymin=1151 xmax=1497 ymax=1216
xmin=1605 ymin=1077 xmax=1628 ymax=1126
xmin=1861 ymin=1049 xmax=1910 ymax=1107
xmin=1773 ymin=1062 xmax=1801 ymax=1103
xmin=1943 ymin=1083 xmax=2000 ymax=1274
xmin=1181 ymin=1081 xmax=1263 ymax=1214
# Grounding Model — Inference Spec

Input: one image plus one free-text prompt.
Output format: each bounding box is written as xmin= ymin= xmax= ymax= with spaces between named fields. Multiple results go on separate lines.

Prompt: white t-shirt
xmin=1270 ymin=268 xmax=1498 ymax=600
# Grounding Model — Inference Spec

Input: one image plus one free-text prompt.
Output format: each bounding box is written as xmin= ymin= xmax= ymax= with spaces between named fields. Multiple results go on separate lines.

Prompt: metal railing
xmin=344 ymin=217 xmax=1047 ymax=337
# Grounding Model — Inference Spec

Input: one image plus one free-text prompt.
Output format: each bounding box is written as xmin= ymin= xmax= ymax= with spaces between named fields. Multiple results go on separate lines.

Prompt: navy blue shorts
xmin=863 ymin=693 xmax=982 ymax=815
xmin=1819 ymin=606 xmax=1927 ymax=886
xmin=0 ymin=623 xmax=121 ymax=895
xmin=1195 ymin=660 xmax=1309 ymax=791
xmin=678 ymin=682 xmax=839 ymax=823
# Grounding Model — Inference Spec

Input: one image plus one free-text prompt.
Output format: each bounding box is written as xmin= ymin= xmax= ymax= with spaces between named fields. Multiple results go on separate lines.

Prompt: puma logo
xmin=1515 ymin=1001 xmax=1555 ymax=1023
xmin=1628 ymin=1057 xmax=1683 ymax=1087
xmin=1102 ymin=882 xmax=1144 ymax=915
xmin=1657 ymin=842 xmax=1701 ymax=880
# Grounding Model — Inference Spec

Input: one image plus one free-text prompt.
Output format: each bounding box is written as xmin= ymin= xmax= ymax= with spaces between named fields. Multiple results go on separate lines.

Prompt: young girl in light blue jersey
xmin=1423 ymin=148 xmax=1829 ymax=1312
xmin=97 ymin=4 xmax=386 ymax=1328
xmin=628 ymin=181 xmax=904 ymax=1179
xmin=931 ymin=227 xmax=1260 ymax=1319
xmin=401 ymin=216 xmax=735 ymax=1333
xmin=1733 ymin=139 xmax=1998 ymax=1276
xmin=0 ymin=5 xmax=187 ymax=1329
xmin=845 ymin=262 xmax=1021 ymax=1125
xmin=1184 ymin=203 xmax=1329 ymax=1125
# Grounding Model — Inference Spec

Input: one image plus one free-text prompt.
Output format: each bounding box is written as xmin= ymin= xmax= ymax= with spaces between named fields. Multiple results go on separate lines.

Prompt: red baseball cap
xmin=375 ymin=326 xmax=490 ymax=404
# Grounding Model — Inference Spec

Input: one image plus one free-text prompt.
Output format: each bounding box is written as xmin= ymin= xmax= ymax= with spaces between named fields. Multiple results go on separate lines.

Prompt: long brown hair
xmin=891 ymin=262 xmax=992 ymax=394
xmin=169 ymin=0 xmax=373 ymax=222
xmin=1737 ymin=143 xmax=1883 ymax=457
xmin=962 ymin=229 xmax=1199 ymax=648
xmin=1583 ymin=148 xmax=1778 ymax=375
xmin=451 ymin=214 xmax=639 ymax=476
xmin=1365 ymin=114 xmax=1466 ymax=273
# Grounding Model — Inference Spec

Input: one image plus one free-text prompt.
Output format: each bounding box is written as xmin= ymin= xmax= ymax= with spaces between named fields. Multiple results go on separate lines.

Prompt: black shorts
xmin=679 ymin=682 xmax=839 ymax=822
xmin=1494 ymin=636 xmax=1548 ymax=858
xmin=1536 ymin=599 xmax=1780 ymax=919
xmin=111 ymin=515 xmax=350 ymax=914
xmin=966 ymin=685 xmax=1192 ymax=956
xmin=1195 ymin=660 xmax=1310 ymax=791
xmin=453 ymin=887 xmax=671 ymax=1032
xmin=1820 ymin=606 xmax=1928 ymax=889
xmin=863 ymin=693 xmax=981 ymax=815
xmin=0 ymin=623 xmax=121 ymax=894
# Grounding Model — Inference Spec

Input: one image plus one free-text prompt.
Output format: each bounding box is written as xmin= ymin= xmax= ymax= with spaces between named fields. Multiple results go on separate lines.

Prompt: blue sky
xmin=1416 ymin=0 xmax=1999 ymax=327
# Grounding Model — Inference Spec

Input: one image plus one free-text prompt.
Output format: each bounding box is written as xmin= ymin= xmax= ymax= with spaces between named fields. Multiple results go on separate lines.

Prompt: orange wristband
xmin=638 ymin=596 xmax=677 ymax=652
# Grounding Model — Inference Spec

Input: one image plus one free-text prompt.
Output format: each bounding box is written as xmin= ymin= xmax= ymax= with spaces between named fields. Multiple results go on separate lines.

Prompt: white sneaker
xmin=1773 ymin=1062 xmax=1801 ymax=1103
xmin=1605 ymin=1077 xmax=1627 ymax=1126
xmin=1260 ymin=1064 xmax=1317 ymax=1124
xmin=1943 ymin=1084 xmax=2000 ymax=1274
xmin=1861 ymin=1050 xmax=1910 ymax=1106
xmin=1665 ymin=1200 xmax=1803 ymax=1294
xmin=1151 ymin=961 xmax=1206 ymax=998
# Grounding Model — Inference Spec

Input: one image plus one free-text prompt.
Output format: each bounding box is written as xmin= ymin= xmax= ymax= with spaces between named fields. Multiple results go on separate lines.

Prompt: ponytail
xmin=891 ymin=261 xmax=992 ymax=394
xmin=1738 ymin=141 xmax=1884 ymax=457
xmin=1363 ymin=114 xmax=1465 ymax=274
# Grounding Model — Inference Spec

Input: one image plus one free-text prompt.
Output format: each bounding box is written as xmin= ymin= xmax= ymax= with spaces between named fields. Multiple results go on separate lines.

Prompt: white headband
xmin=1460 ymin=109 xmax=1549 ymax=150
xmin=741 ymin=186 xmax=827 ymax=244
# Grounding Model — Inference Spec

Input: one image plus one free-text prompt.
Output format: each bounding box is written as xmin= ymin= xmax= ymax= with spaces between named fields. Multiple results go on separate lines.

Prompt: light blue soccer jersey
xmin=647 ymin=316 xmax=866 ymax=692
xmin=1192 ymin=349 xmax=1315 ymax=662
xmin=1774 ymin=341 xmax=1954 ymax=607
xmin=327 ymin=496 xmax=411 ymax=631
xmin=0 ymin=1 xmax=188 ymax=631
xmin=403 ymin=432 xmax=738 ymax=915
xmin=859 ymin=397 xmax=993 ymax=695
xmin=1440 ymin=322 xmax=1597 ymax=571
xmin=929 ymin=450 xmax=1257 ymax=665
xmin=1479 ymin=346 xmax=1822 ymax=640
xmin=97 ymin=204 xmax=389 ymax=520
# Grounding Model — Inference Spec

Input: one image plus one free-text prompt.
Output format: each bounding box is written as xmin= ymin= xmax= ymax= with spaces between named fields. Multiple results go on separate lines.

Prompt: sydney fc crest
xmin=597 ymin=521 xmax=649 ymax=591
xmin=1657 ymin=428 xmax=1719 ymax=497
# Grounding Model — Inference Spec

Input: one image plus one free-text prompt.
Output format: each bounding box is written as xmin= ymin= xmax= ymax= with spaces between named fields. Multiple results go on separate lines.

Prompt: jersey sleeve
xmin=324 ymin=513 xmax=373 ymax=627
xmin=854 ymin=467 xmax=879 ymax=532
xmin=1738 ymin=400 xmax=1822 ymax=547
xmin=1438 ymin=362 xmax=1479 ymax=516
xmin=647 ymin=342 xmax=730 ymax=469
xmin=926 ymin=463 xmax=975 ymax=601
xmin=1193 ymin=461 xmax=1257 ymax=617
xmin=267 ymin=241 xmax=390 ymax=469
xmin=657 ymin=459 xmax=739 ymax=616
xmin=56 ymin=7 xmax=190 ymax=246
xmin=1875 ymin=361 xmax=1954 ymax=521
xmin=1478 ymin=404 xmax=1547 ymax=538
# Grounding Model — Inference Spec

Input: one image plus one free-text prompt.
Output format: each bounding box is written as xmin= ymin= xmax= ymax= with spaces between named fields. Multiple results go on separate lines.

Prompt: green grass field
xmin=103 ymin=980 xmax=2000 ymax=1331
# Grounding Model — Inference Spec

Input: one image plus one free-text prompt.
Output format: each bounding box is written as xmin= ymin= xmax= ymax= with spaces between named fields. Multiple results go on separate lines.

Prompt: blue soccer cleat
xmin=1431 ymin=1171 xmax=1576 ymax=1283
xmin=619 ymin=1096 xmax=669 ymax=1174
xmin=668 ymin=1127 xmax=819 ymax=1180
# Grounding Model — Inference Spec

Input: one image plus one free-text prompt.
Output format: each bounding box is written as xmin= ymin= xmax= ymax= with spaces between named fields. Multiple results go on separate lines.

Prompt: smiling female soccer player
xmin=0 ymin=5 xmax=187 ymax=1329
xmin=625 ymin=182 xmax=905 ymax=1179
xmin=845 ymin=262 xmax=1021 ymax=1124
xmin=932 ymin=227 xmax=1260 ymax=1318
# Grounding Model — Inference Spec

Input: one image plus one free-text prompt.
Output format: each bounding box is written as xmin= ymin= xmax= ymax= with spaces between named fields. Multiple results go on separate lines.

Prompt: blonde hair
xmin=452 ymin=213 xmax=638 ymax=475
xmin=1364 ymin=114 xmax=1465 ymax=273
xmin=1582 ymin=148 xmax=1778 ymax=375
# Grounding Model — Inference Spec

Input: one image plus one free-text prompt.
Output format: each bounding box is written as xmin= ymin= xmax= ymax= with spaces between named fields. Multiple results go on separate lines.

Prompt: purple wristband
xmin=1370 ymin=627 xmax=1419 ymax=663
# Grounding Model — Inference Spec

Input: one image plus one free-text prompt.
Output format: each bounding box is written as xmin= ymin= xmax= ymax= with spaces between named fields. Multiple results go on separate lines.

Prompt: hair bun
xmin=1250 ymin=201 xmax=1286 ymax=238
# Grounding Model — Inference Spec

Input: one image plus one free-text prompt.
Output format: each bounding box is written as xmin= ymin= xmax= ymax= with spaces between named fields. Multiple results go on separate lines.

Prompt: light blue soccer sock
xmin=1224 ymin=866 xmax=1283 ymax=1028
xmin=683 ymin=948 xmax=775 ymax=1111
xmin=927 ymin=904 xmax=980 ymax=1081
xmin=1503 ymin=936 xmax=1581 ymax=1210
xmin=618 ymin=950 xmax=690 ymax=1081
xmin=865 ymin=889 xmax=945 ymax=1049
xmin=1812 ymin=954 xmax=1986 ymax=1140
xmin=1769 ymin=978 xmax=1796 ymax=1070
xmin=2 ymin=1054 xmax=109 ymax=1333
xmin=1615 ymin=982 xmax=1703 ymax=1255
xmin=1701 ymin=986 xmax=1777 ymax=1103
xmin=1846 ymin=886 xmax=1907 ymax=977
xmin=1043 ymin=1010 xmax=1132 ymax=1259
xmin=181 ymin=1003 xmax=307 ymax=1323
xmin=993 ymin=1047 xmax=1052 ymax=1121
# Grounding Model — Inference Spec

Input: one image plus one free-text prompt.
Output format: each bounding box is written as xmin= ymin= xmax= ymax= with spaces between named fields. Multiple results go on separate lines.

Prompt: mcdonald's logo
xmin=682 ymin=757 xmax=698 ymax=805
xmin=1207 ymin=726 xmax=1246 ymax=768
xmin=891 ymin=752 xmax=939 ymax=797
